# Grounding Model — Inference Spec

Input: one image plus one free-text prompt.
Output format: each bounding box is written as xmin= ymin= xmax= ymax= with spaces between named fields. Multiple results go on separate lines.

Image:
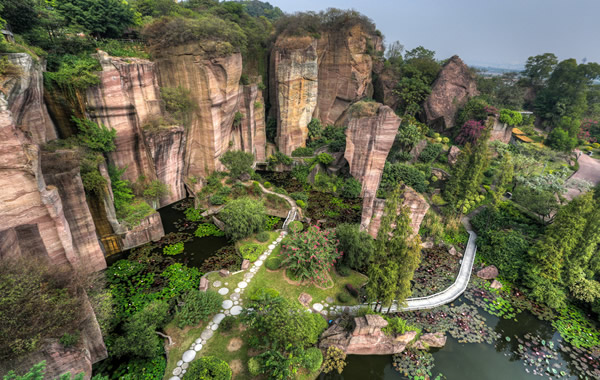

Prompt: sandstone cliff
xmin=234 ymin=83 xmax=267 ymax=161
xmin=154 ymin=44 xmax=243 ymax=178
xmin=0 ymin=53 xmax=57 ymax=144
xmin=270 ymin=36 xmax=318 ymax=156
xmin=314 ymin=25 xmax=380 ymax=125
xmin=86 ymin=51 xmax=160 ymax=184
xmin=489 ymin=116 xmax=513 ymax=144
xmin=341 ymin=102 xmax=401 ymax=198
xmin=373 ymin=60 xmax=401 ymax=110
xmin=423 ymin=55 xmax=478 ymax=130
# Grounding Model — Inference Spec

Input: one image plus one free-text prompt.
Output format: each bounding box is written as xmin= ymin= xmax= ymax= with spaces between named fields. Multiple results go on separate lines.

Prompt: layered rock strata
xmin=154 ymin=44 xmax=243 ymax=178
xmin=0 ymin=53 xmax=57 ymax=143
xmin=234 ymin=84 xmax=266 ymax=161
xmin=270 ymin=36 xmax=318 ymax=155
xmin=86 ymin=51 xmax=160 ymax=184
xmin=342 ymin=102 xmax=401 ymax=197
xmin=423 ymin=55 xmax=478 ymax=130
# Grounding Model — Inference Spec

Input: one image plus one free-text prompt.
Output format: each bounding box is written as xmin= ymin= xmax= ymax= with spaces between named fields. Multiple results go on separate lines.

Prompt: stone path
xmin=168 ymin=231 xmax=288 ymax=379
xmin=565 ymin=150 xmax=600 ymax=200
xmin=334 ymin=225 xmax=478 ymax=314
xmin=256 ymin=182 xmax=298 ymax=229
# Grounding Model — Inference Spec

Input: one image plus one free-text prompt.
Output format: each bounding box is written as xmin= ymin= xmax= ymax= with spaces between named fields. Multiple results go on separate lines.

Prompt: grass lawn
xmin=199 ymin=324 xmax=252 ymax=380
xmin=163 ymin=321 xmax=207 ymax=379
xmin=236 ymin=231 xmax=280 ymax=262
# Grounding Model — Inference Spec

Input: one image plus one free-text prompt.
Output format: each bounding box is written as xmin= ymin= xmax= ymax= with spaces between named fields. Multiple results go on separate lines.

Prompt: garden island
xmin=1 ymin=1 xmax=600 ymax=379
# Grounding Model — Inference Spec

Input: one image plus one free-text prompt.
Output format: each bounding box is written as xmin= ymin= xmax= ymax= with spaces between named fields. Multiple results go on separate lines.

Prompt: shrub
xmin=219 ymin=197 xmax=267 ymax=240
xmin=176 ymin=290 xmax=222 ymax=328
xmin=265 ymin=257 xmax=282 ymax=270
xmin=267 ymin=151 xmax=293 ymax=167
xmin=456 ymin=120 xmax=486 ymax=145
xmin=250 ymin=288 xmax=280 ymax=301
xmin=59 ymin=332 xmax=80 ymax=348
xmin=289 ymin=221 xmax=303 ymax=233
xmin=292 ymin=147 xmax=315 ymax=157
xmin=395 ymin=151 xmax=413 ymax=162
xmin=290 ymin=192 xmax=309 ymax=202
xmin=263 ymin=181 xmax=272 ymax=188
xmin=256 ymin=231 xmax=270 ymax=242
xmin=240 ymin=243 xmax=262 ymax=262
xmin=382 ymin=317 xmax=420 ymax=336
xmin=302 ymin=347 xmax=324 ymax=372
xmin=248 ymin=357 xmax=262 ymax=376
xmin=116 ymin=200 xmax=156 ymax=229
xmin=442 ymin=137 xmax=450 ymax=144
xmin=163 ymin=242 xmax=184 ymax=256
xmin=73 ymin=117 xmax=116 ymax=153
xmin=264 ymin=216 xmax=281 ymax=231
xmin=346 ymin=284 xmax=359 ymax=298
xmin=281 ymin=226 xmax=341 ymax=285
xmin=337 ymin=292 xmax=352 ymax=303
xmin=317 ymin=153 xmax=335 ymax=165
xmin=142 ymin=180 xmax=169 ymax=204
xmin=335 ymin=223 xmax=374 ymax=271
xmin=322 ymin=346 xmax=347 ymax=374
xmin=419 ymin=143 xmax=443 ymax=163
xmin=380 ymin=162 xmax=427 ymax=194
xmin=195 ymin=223 xmax=225 ymax=238
xmin=209 ymin=194 xmax=227 ymax=205
xmin=337 ymin=265 xmax=351 ymax=277
xmin=186 ymin=356 xmax=232 ymax=380
xmin=219 ymin=150 xmax=255 ymax=179
xmin=340 ymin=177 xmax=362 ymax=199
xmin=220 ymin=316 xmax=237 ymax=332
xmin=499 ymin=109 xmax=523 ymax=126
xmin=296 ymin=199 xmax=306 ymax=208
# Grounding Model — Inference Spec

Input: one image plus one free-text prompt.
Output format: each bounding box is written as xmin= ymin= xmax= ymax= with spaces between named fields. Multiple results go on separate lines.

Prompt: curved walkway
xmin=335 ymin=225 xmax=478 ymax=314
xmin=256 ymin=183 xmax=298 ymax=228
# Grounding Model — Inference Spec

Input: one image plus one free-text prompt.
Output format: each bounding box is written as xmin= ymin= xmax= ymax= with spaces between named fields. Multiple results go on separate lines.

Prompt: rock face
xmin=342 ymin=102 xmax=401 ymax=197
xmin=235 ymin=84 xmax=267 ymax=162
xmin=373 ymin=61 xmax=401 ymax=110
xmin=87 ymin=51 xmax=161 ymax=184
xmin=320 ymin=315 xmax=412 ymax=355
xmin=413 ymin=332 xmax=447 ymax=350
xmin=314 ymin=26 xmax=380 ymax=125
xmin=0 ymin=53 xmax=57 ymax=144
xmin=423 ymin=55 xmax=478 ymax=130
xmin=121 ymin=212 xmax=164 ymax=250
xmin=362 ymin=186 xmax=430 ymax=239
xmin=154 ymin=44 xmax=243 ymax=178
xmin=270 ymin=36 xmax=318 ymax=155
xmin=489 ymin=117 xmax=513 ymax=144
xmin=448 ymin=145 xmax=461 ymax=166
xmin=477 ymin=265 xmax=499 ymax=280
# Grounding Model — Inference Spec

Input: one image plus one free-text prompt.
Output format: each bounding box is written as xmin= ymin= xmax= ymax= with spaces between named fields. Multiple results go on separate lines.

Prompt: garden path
xmin=565 ymin=150 xmax=600 ymax=200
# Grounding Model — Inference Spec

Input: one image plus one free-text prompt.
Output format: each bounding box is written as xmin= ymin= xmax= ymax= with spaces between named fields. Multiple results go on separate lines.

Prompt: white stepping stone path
xmin=312 ymin=303 xmax=324 ymax=312
xmin=171 ymin=230 xmax=288 ymax=377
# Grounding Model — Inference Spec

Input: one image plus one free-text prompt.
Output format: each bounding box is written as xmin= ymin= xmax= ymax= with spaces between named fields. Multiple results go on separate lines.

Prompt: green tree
xmin=55 ymin=0 xmax=137 ymax=38
xmin=523 ymin=53 xmax=558 ymax=89
xmin=186 ymin=356 xmax=232 ymax=380
xmin=219 ymin=197 xmax=266 ymax=241
xmin=336 ymin=223 xmax=374 ymax=271
xmin=545 ymin=127 xmax=577 ymax=152
xmin=73 ymin=117 xmax=116 ymax=153
xmin=142 ymin=180 xmax=169 ymax=208
xmin=219 ymin=150 xmax=254 ymax=179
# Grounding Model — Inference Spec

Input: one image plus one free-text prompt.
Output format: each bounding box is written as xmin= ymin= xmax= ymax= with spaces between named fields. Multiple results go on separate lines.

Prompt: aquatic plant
xmin=194 ymin=223 xmax=225 ymax=238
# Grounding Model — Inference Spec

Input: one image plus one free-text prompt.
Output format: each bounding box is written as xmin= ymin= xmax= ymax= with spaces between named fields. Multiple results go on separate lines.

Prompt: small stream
xmin=320 ymin=298 xmax=590 ymax=380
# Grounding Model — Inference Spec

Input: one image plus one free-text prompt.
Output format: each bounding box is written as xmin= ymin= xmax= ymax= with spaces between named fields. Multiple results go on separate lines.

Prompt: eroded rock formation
xmin=342 ymin=102 xmax=401 ymax=197
xmin=373 ymin=61 xmax=401 ymax=110
xmin=423 ymin=55 xmax=478 ymax=130
xmin=270 ymin=36 xmax=318 ymax=155
xmin=235 ymin=84 xmax=267 ymax=161
xmin=489 ymin=117 xmax=513 ymax=144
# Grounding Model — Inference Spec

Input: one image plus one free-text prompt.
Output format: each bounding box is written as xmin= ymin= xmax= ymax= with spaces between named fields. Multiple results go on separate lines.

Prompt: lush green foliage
xmin=162 ymin=242 xmax=184 ymax=256
xmin=498 ymin=109 xmax=523 ymax=126
xmin=195 ymin=223 xmax=225 ymax=238
xmin=340 ymin=177 xmax=362 ymax=199
xmin=264 ymin=216 xmax=281 ymax=231
xmin=142 ymin=180 xmax=169 ymax=204
xmin=289 ymin=221 xmax=303 ymax=233
xmin=118 ymin=200 xmax=156 ymax=229
xmin=175 ymin=290 xmax=222 ymax=328
xmin=418 ymin=143 xmax=443 ymax=163
xmin=281 ymin=225 xmax=341 ymax=285
xmin=44 ymin=55 xmax=101 ymax=92
xmin=291 ymin=147 xmax=315 ymax=157
xmin=336 ymin=223 xmax=374 ymax=272
xmin=256 ymin=231 xmax=270 ymax=242
xmin=301 ymin=347 xmax=324 ymax=372
xmin=316 ymin=153 xmax=334 ymax=165
xmin=219 ymin=150 xmax=255 ymax=179
xmin=322 ymin=346 xmax=347 ymax=375
xmin=380 ymin=162 xmax=428 ymax=194
xmin=267 ymin=151 xmax=293 ymax=166
xmin=552 ymin=306 xmax=600 ymax=348
xmin=382 ymin=317 xmax=420 ymax=336
xmin=186 ymin=356 xmax=232 ymax=380
xmin=73 ymin=117 xmax=116 ymax=153
xmin=220 ymin=197 xmax=267 ymax=241
xmin=240 ymin=243 xmax=262 ymax=262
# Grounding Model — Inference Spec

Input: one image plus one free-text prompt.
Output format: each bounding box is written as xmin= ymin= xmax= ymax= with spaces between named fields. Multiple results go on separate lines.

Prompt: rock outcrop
xmin=489 ymin=117 xmax=513 ymax=144
xmin=341 ymin=102 xmax=401 ymax=197
xmin=413 ymin=332 xmax=447 ymax=350
xmin=423 ymin=55 xmax=478 ymax=130
xmin=448 ymin=145 xmax=461 ymax=166
xmin=121 ymin=212 xmax=164 ymax=250
xmin=154 ymin=44 xmax=243 ymax=178
xmin=0 ymin=53 xmax=57 ymax=144
xmin=320 ymin=315 xmax=414 ymax=355
xmin=373 ymin=61 xmax=401 ymax=110
xmin=477 ymin=265 xmax=499 ymax=280
xmin=234 ymin=84 xmax=267 ymax=161
xmin=362 ymin=186 xmax=430 ymax=239
xmin=314 ymin=26 xmax=381 ymax=125
xmin=86 ymin=51 xmax=160 ymax=184
xmin=270 ymin=36 xmax=318 ymax=155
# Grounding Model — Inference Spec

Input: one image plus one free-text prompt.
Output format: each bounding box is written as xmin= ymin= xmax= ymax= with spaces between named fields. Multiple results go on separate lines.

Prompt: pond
xmin=106 ymin=199 xmax=229 ymax=268
xmin=320 ymin=297 xmax=597 ymax=380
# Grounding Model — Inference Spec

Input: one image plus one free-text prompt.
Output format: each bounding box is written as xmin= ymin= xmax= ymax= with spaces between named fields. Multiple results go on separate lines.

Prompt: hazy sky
xmin=270 ymin=0 xmax=600 ymax=68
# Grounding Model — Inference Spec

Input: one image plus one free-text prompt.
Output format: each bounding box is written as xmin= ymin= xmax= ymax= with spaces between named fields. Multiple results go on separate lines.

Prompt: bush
xmin=340 ymin=177 xmax=362 ymax=199
xmin=219 ymin=150 xmax=255 ymax=179
xmin=209 ymin=194 xmax=227 ymax=205
xmin=263 ymin=181 xmax=272 ymax=188
xmin=176 ymin=290 xmax=222 ymax=328
xmin=322 ymin=346 xmax=347 ymax=375
xmin=337 ymin=265 xmax=351 ymax=277
xmin=296 ymin=199 xmax=306 ymax=208
xmin=256 ymin=231 xmax=270 ymax=242
xmin=337 ymin=292 xmax=352 ymax=303
xmin=264 ymin=216 xmax=281 ymax=231
xmin=382 ymin=317 xmax=420 ymax=336
xmin=220 ymin=197 xmax=267 ymax=241
xmin=290 ymin=192 xmax=309 ymax=202
xmin=419 ymin=143 xmax=443 ymax=163
xmin=266 ymin=257 xmax=282 ymax=270
xmin=240 ymin=243 xmax=262 ymax=262
xmin=73 ymin=117 xmax=116 ymax=153
xmin=186 ymin=356 xmax=232 ymax=380
xmin=380 ymin=162 xmax=428 ymax=194
xmin=184 ymin=207 xmax=204 ymax=222
xmin=248 ymin=357 xmax=262 ymax=376
xmin=317 ymin=153 xmax=335 ymax=165
xmin=289 ymin=221 xmax=303 ymax=233
xmin=220 ymin=316 xmax=237 ymax=332
xmin=250 ymin=288 xmax=280 ymax=301
xmin=346 ymin=284 xmax=359 ymax=298
xmin=336 ymin=223 xmax=374 ymax=271
xmin=163 ymin=242 xmax=184 ymax=256
xmin=302 ymin=347 xmax=324 ymax=372
xmin=59 ymin=332 xmax=80 ymax=347
xmin=292 ymin=147 xmax=315 ymax=157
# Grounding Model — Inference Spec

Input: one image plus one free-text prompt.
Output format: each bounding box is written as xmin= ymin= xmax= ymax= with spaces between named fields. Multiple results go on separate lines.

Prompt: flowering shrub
xmin=456 ymin=120 xmax=486 ymax=145
xmin=281 ymin=225 xmax=342 ymax=285
xmin=579 ymin=119 xmax=599 ymax=143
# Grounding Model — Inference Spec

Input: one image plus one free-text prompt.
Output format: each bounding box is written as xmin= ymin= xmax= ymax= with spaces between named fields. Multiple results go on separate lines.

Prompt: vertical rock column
xmin=233 ymin=83 xmax=266 ymax=162
xmin=270 ymin=36 xmax=318 ymax=156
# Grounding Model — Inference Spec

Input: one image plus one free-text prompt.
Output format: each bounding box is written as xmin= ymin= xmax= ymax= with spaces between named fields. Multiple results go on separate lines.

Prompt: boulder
xmin=421 ymin=240 xmax=434 ymax=249
xmin=490 ymin=279 xmax=503 ymax=290
xmin=199 ymin=277 xmax=209 ymax=291
xmin=219 ymin=269 xmax=231 ymax=278
xmin=413 ymin=332 xmax=447 ymax=350
xmin=241 ymin=259 xmax=250 ymax=271
xmin=476 ymin=265 xmax=499 ymax=280
xmin=395 ymin=331 xmax=418 ymax=345
xmin=423 ymin=55 xmax=479 ymax=130
xmin=448 ymin=246 xmax=458 ymax=256
xmin=298 ymin=293 xmax=313 ymax=308
xmin=448 ymin=145 xmax=461 ymax=166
